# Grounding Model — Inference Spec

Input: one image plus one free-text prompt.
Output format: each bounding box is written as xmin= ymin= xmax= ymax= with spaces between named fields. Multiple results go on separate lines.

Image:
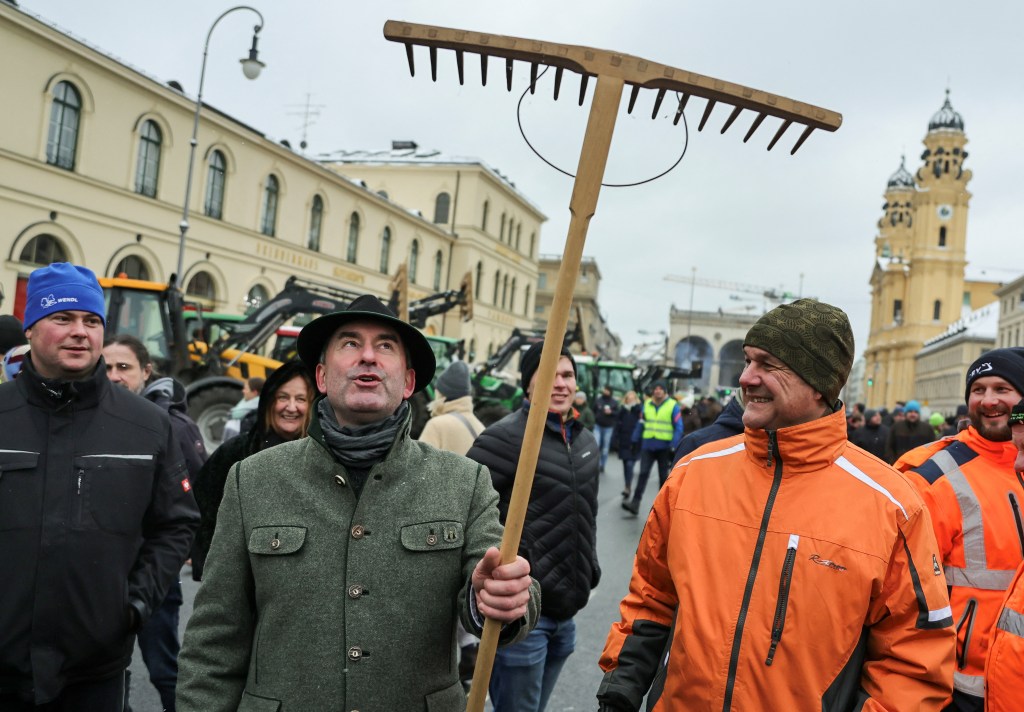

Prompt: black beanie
xmin=0 ymin=315 xmax=27 ymax=354
xmin=520 ymin=341 xmax=577 ymax=391
xmin=435 ymin=361 xmax=471 ymax=399
xmin=965 ymin=347 xmax=1024 ymax=402
xmin=744 ymin=299 xmax=855 ymax=406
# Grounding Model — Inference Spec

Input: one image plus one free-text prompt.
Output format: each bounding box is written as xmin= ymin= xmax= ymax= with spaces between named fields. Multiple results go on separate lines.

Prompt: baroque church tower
xmin=863 ymin=91 xmax=972 ymax=408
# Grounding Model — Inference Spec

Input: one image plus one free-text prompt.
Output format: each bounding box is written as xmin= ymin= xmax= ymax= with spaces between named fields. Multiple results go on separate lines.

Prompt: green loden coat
xmin=177 ymin=407 xmax=540 ymax=712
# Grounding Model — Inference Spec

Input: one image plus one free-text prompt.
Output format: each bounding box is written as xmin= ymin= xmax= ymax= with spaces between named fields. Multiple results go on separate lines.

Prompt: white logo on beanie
xmin=40 ymin=294 xmax=57 ymax=308
xmin=967 ymin=362 xmax=993 ymax=381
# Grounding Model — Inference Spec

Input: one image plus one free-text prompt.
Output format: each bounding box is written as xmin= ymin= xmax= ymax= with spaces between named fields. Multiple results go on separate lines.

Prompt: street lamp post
xmin=175 ymin=6 xmax=266 ymax=288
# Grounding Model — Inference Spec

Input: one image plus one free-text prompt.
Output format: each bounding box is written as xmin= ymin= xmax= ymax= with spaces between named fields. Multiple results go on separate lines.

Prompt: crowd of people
xmin=2 ymin=262 xmax=1024 ymax=712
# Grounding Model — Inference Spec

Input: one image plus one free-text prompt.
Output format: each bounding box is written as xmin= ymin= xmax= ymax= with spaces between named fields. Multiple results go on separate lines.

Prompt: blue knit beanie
xmin=23 ymin=263 xmax=106 ymax=329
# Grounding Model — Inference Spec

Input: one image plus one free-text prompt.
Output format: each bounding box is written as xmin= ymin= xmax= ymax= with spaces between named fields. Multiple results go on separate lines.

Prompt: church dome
xmin=887 ymin=156 xmax=915 ymax=189
xmin=928 ymin=90 xmax=964 ymax=132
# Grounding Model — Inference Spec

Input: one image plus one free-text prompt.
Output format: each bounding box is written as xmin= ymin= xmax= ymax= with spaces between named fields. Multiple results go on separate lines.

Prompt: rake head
xmin=384 ymin=20 xmax=842 ymax=155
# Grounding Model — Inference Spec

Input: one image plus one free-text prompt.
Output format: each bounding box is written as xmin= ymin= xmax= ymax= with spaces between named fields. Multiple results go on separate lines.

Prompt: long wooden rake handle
xmin=466 ymin=73 xmax=625 ymax=712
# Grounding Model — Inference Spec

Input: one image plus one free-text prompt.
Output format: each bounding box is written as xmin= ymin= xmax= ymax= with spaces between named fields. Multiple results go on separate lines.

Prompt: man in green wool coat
xmin=177 ymin=295 xmax=540 ymax=712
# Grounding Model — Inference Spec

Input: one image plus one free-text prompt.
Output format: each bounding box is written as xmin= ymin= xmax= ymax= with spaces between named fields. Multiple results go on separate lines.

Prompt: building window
xmin=493 ymin=270 xmax=501 ymax=304
xmin=510 ymin=278 xmax=517 ymax=312
xmin=530 ymin=232 xmax=536 ymax=258
xmin=538 ymin=273 xmax=547 ymax=289
xmin=46 ymin=81 xmax=82 ymax=170
xmin=186 ymin=271 xmax=217 ymax=304
xmin=475 ymin=262 xmax=483 ymax=300
xmin=134 ymin=120 xmax=162 ymax=197
xmin=893 ymin=299 xmax=903 ymax=324
xmin=507 ymin=218 xmax=514 ymax=245
xmin=433 ymin=250 xmax=443 ymax=291
xmin=204 ymin=150 xmax=227 ymax=219
xmin=246 ymin=284 xmax=269 ymax=313
xmin=20 ymin=234 xmax=68 ymax=265
xmin=481 ymin=201 xmax=489 ymax=231
xmin=379 ymin=227 xmax=391 ymax=274
xmin=938 ymin=226 xmax=947 ymax=247
xmin=308 ymin=195 xmax=324 ymax=252
xmin=260 ymin=175 xmax=279 ymax=237
xmin=468 ymin=338 xmax=476 ymax=362
xmin=409 ymin=239 xmax=420 ymax=284
xmin=502 ymin=274 xmax=509 ymax=309
xmin=524 ymin=284 xmax=531 ymax=316
xmin=434 ymin=193 xmax=451 ymax=224
xmin=347 ymin=213 xmax=360 ymax=263
xmin=516 ymin=224 xmax=522 ymax=251
xmin=500 ymin=213 xmax=506 ymax=242
xmin=933 ymin=300 xmax=942 ymax=321
xmin=114 ymin=255 xmax=150 ymax=280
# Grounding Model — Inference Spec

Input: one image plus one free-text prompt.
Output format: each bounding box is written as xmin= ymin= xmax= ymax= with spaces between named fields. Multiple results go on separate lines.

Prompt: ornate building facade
xmin=862 ymin=92 xmax=1001 ymax=408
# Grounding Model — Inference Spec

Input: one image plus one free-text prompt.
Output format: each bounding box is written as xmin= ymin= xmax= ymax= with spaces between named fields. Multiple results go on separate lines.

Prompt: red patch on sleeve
xmin=181 ymin=478 xmax=192 ymax=493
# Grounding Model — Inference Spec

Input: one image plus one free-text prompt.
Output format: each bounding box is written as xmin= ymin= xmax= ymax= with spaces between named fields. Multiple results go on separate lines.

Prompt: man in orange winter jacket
xmin=598 ymin=299 xmax=954 ymax=712
xmin=983 ymin=398 xmax=1024 ymax=712
xmin=895 ymin=348 xmax=1024 ymax=712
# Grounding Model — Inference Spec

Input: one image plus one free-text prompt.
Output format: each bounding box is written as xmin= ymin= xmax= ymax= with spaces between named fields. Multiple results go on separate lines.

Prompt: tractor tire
xmin=189 ymin=385 xmax=242 ymax=452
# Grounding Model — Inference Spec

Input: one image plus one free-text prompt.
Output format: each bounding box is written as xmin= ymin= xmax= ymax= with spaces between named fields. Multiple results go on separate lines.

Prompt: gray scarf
xmin=317 ymin=398 xmax=409 ymax=469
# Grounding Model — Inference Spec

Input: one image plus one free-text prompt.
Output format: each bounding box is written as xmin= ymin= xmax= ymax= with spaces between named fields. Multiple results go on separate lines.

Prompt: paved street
xmin=128 ymin=456 xmax=656 ymax=711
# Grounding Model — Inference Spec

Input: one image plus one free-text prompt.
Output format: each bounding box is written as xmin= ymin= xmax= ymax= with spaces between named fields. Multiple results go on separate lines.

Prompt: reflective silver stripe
xmin=945 ymin=467 xmax=987 ymax=571
xmin=0 ymin=449 xmax=39 ymax=455
xmin=997 ymin=606 xmax=1024 ymax=638
xmin=944 ymin=565 xmax=1015 ymax=591
xmin=929 ymin=605 xmax=953 ymax=622
xmin=835 ymin=456 xmax=908 ymax=519
xmin=682 ymin=442 xmax=745 ymax=465
xmin=953 ymin=671 xmax=985 ymax=696
xmin=80 ymin=454 xmax=153 ymax=461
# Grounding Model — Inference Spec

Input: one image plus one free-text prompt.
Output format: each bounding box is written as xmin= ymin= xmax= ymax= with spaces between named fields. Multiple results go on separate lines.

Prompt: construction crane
xmin=663 ymin=273 xmax=806 ymax=305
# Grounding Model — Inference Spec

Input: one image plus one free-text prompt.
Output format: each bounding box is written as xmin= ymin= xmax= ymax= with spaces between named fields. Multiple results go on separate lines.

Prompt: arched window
xmin=475 ymin=261 xmax=483 ymax=299
xmin=246 ymin=284 xmax=270 ymax=313
xmin=468 ymin=338 xmax=477 ymax=362
xmin=481 ymin=201 xmax=490 ymax=231
xmin=938 ymin=226 xmax=947 ymax=247
xmin=204 ymin=150 xmax=226 ymax=219
xmin=186 ymin=271 xmax=217 ymax=304
xmin=493 ymin=270 xmax=501 ymax=304
xmin=434 ymin=193 xmax=451 ymax=224
xmin=379 ymin=227 xmax=391 ymax=274
xmin=529 ymin=232 xmax=536 ymax=258
xmin=134 ymin=120 xmax=162 ymax=197
xmin=502 ymin=274 xmax=509 ymax=308
xmin=409 ymin=239 xmax=420 ymax=284
xmin=507 ymin=218 xmax=514 ymax=245
xmin=516 ymin=224 xmax=522 ymax=251
xmin=308 ymin=195 xmax=324 ymax=252
xmin=20 ymin=234 xmax=68 ymax=265
xmin=260 ymin=175 xmax=279 ymax=237
xmin=114 ymin=255 xmax=150 ymax=281
xmin=510 ymin=278 xmax=517 ymax=312
xmin=347 ymin=212 xmax=360 ymax=263
xmin=500 ymin=213 xmax=506 ymax=242
xmin=524 ymin=284 xmax=531 ymax=316
xmin=933 ymin=300 xmax=942 ymax=321
xmin=47 ymin=81 xmax=82 ymax=170
xmin=433 ymin=250 xmax=444 ymax=291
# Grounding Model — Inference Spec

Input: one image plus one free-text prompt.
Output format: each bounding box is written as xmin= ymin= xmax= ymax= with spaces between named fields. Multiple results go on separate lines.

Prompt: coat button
xmin=348 ymin=584 xmax=365 ymax=599
xmin=348 ymin=646 xmax=362 ymax=661
xmin=426 ymin=534 xmax=438 ymax=546
xmin=351 ymin=525 xmax=364 ymax=539
xmin=270 ymin=538 xmax=281 ymax=550
xmin=334 ymin=474 xmax=347 ymax=486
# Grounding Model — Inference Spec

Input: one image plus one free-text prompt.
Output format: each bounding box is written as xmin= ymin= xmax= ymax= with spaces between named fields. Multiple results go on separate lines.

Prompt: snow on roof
xmin=922 ymin=302 xmax=999 ymax=349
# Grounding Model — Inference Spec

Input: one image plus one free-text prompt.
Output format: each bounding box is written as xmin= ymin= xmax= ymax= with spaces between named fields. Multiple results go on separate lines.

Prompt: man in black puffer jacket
xmin=467 ymin=341 xmax=600 ymax=712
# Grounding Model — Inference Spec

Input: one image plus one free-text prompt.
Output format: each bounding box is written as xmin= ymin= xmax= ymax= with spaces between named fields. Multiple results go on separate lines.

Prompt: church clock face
xmin=937 ymin=204 xmax=954 ymax=221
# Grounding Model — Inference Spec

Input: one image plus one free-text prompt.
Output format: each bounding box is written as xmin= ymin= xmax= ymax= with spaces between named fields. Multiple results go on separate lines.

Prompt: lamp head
xmin=240 ymin=31 xmax=265 ymax=80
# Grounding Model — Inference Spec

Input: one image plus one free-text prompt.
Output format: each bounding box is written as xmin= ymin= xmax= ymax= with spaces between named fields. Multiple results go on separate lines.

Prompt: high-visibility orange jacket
xmin=985 ymin=562 xmax=1024 ymax=712
xmin=895 ymin=428 xmax=1023 ymax=702
xmin=598 ymin=408 xmax=955 ymax=712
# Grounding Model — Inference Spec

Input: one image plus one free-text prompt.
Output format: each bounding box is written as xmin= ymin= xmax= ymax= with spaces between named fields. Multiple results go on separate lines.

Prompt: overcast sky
xmin=21 ymin=0 xmax=1024 ymax=357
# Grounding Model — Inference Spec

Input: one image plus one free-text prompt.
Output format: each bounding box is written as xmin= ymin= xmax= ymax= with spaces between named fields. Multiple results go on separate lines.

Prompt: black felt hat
xmin=296 ymin=294 xmax=436 ymax=393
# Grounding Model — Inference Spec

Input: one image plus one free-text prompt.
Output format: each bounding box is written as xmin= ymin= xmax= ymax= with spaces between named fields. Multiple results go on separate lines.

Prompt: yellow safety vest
xmin=643 ymin=399 xmax=675 ymax=442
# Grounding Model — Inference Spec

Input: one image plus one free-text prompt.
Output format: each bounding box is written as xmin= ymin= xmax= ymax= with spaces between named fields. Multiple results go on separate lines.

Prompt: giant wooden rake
xmin=384 ymin=20 xmax=842 ymax=711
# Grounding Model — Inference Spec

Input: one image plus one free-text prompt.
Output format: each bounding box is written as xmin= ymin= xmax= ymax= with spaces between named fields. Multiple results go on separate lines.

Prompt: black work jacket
xmin=467 ymin=404 xmax=601 ymax=620
xmin=0 ymin=357 xmax=199 ymax=704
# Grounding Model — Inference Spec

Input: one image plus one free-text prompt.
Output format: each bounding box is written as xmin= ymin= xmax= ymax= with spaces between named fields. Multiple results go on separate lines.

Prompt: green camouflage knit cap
xmin=744 ymin=298 xmax=855 ymax=406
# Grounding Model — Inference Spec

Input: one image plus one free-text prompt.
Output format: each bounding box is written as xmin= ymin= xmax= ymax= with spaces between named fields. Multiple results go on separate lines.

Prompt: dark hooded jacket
xmin=190 ymin=361 xmax=312 ymax=579
xmin=142 ymin=376 xmax=208 ymax=477
xmin=674 ymin=395 xmax=745 ymax=461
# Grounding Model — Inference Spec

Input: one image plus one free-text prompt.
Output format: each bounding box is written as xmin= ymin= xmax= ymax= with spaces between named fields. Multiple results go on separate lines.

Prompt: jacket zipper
xmin=765 ymin=535 xmax=799 ymax=665
xmin=1009 ymin=492 xmax=1024 ymax=559
xmin=75 ymin=467 xmax=85 ymax=527
xmin=955 ymin=598 xmax=978 ymax=670
xmin=723 ymin=430 xmax=783 ymax=711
